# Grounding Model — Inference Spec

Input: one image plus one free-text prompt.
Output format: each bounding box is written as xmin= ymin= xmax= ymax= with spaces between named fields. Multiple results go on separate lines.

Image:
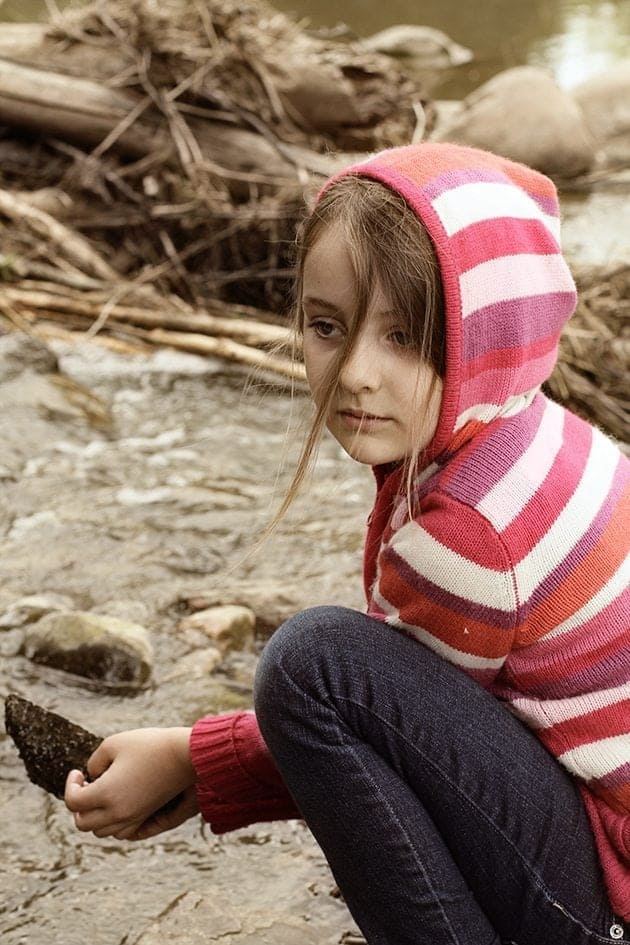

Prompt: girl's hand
xmin=64 ymin=727 xmax=199 ymax=841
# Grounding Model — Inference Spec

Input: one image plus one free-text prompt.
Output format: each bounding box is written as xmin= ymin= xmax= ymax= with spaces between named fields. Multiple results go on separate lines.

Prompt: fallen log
xmin=0 ymin=58 xmax=359 ymax=185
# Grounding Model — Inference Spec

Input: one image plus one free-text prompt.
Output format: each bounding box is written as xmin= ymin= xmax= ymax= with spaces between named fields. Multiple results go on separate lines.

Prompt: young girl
xmin=65 ymin=142 xmax=630 ymax=945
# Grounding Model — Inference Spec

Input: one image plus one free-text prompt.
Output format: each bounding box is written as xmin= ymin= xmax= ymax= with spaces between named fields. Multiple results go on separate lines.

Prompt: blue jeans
xmin=253 ymin=606 xmax=627 ymax=945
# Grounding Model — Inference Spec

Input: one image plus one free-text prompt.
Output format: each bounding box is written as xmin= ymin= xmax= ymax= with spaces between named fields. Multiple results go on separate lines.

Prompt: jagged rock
xmin=434 ymin=66 xmax=596 ymax=178
xmin=0 ymin=332 xmax=58 ymax=383
xmin=178 ymin=604 xmax=256 ymax=653
xmin=23 ymin=610 xmax=153 ymax=687
xmin=4 ymin=694 xmax=101 ymax=798
xmin=362 ymin=25 xmax=473 ymax=68
xmin=571 ymin=63 xmax=630 ymax=168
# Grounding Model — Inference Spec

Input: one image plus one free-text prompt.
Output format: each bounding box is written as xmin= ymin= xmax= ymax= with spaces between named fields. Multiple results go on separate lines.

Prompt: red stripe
xmin=379 ymin=560 xmax=517 ymax=660
xmin=541 ymin=699 xmax=630 ymax=755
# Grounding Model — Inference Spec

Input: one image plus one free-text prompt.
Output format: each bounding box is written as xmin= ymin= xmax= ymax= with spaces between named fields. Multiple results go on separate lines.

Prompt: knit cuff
xmin=190 ymin=711 xmax=299 ymax=833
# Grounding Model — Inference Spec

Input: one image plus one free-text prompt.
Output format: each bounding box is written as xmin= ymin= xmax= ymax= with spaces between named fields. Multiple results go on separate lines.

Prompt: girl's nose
xmin=338 ymin=333 xmax=379 ymax=394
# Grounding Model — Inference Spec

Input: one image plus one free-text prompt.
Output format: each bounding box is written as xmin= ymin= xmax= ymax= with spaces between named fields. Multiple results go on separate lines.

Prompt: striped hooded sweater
xmin=190 ymin=144 xmax=630 ymax=918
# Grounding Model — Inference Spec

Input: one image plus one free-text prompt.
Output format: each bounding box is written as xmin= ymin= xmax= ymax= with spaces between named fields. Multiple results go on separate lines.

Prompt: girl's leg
xmin=254 ymin=606 xmax=623 ymax=945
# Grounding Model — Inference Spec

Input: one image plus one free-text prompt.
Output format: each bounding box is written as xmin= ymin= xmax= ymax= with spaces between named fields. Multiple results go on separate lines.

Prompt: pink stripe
xmin=451 ymin=217 xmax=561 ymax=271
xmin=442 ymin=394 xmax=546 ymax=504
xmin=459 ymin=349 xmax=559 ymax=409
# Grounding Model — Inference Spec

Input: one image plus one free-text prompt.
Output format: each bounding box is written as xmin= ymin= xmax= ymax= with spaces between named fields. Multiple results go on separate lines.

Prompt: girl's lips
xmin=338 ymin=410 xmax=390 ymax=431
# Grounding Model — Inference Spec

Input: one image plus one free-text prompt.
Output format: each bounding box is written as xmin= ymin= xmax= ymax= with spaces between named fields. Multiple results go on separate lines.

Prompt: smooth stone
xmin=434 ymin=66 xmax=596 ymax=178
xmin=178 ymin=604 xmax=255 ymax=653
xmin=24 ymin=610 xmax=153 ymax=687
xmin=0 ymin=592 xmax=74 ymax=630
xmin=572 ymin=63 xmax=630 ymax=168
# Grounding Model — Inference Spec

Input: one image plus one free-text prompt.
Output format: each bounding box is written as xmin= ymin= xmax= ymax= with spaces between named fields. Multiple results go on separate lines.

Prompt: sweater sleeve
xmin=368 ymin=492 xmax=520 ymax=688
xmin=189 ymin=711 xmax=300 ymax=833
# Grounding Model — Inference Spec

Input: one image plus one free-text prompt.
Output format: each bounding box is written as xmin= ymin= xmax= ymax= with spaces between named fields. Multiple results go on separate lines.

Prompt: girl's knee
xmin=253 ymin=605 xmax=357 ymax=714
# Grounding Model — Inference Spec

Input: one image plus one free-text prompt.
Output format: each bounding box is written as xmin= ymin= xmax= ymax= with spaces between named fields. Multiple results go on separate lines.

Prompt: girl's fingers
xmin=86 ymin=739 xmax=114 ymax=779
xmin=92 ymin=819 xmax=140 ymax=839
xmin=64 ymin=769 xmax=95 ymax=812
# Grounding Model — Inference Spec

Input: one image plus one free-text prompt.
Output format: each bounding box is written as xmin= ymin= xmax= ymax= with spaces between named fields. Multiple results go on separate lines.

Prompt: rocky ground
xmin=0 ymin=331 xmax=373 ymax=945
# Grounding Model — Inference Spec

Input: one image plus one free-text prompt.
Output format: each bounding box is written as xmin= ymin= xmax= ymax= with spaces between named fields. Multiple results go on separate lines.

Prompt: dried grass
xmin=545 ymin=265 xmax=629 ymax=448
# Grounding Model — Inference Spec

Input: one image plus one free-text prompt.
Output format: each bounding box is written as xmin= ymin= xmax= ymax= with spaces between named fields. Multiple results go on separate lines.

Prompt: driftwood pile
xmin=0 ymin=0 xmax=627 ymax=446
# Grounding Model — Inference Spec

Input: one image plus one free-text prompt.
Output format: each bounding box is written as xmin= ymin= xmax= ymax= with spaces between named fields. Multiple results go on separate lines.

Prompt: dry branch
xmin=0 ymin=187 xmax=118 ymax=282
xmin=0 ymin=286 xmax=291 ymax=346
xmin=145 ymin=327 xmax=304 ymax=380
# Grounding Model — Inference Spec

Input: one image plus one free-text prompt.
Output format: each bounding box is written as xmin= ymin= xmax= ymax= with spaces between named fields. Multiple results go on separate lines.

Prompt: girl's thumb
xmin=86 ymin=737 xmax=114 ymax=779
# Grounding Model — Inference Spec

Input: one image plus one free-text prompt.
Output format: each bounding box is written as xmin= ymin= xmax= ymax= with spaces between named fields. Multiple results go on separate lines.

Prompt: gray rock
xmin=572 ymin=63 xmax=630 ymax=168
xmin=362 ymin=25 xmax=473 ymax=68
xmin=434 ymin=66 xmax=596 ymax=178
xmin=24 ymin=610 xmax=153 ymax=687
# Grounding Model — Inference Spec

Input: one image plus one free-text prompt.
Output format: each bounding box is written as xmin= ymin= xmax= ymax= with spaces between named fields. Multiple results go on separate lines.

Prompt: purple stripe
xmin=421 ymin=167 xmax=560 ymax=217
xmin=595 ymin=761 xmax=630 ymax=790
xmin=534 ymin=651 xmax=630 ymax=698
xmin=443 ymin=395 xmax=546 ymax=505
xmin=462 ymin=292 xmax=576 ymax=361
xmin=384 ymin=546 xmax=520 ymax=630
xmin=529 ymin=453 xmax=628 ymax=609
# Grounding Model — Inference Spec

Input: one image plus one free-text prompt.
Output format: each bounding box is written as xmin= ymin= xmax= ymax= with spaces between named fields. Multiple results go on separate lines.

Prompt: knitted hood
xmin=325 ymin=143 xmax=577 ymax=462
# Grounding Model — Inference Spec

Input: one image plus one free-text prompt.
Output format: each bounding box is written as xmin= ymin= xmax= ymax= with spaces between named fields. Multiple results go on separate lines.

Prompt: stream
xmin=0 ymin=1 xmax=629 ymax=942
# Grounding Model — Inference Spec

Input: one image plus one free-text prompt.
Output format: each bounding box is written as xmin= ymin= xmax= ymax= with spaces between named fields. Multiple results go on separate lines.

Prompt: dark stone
xmin=4 ymin=694 xmax=102 ymax=799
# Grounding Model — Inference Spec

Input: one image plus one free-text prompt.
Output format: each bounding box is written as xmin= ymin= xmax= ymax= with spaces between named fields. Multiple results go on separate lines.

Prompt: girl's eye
xmin=389 ymin=329 xmax=412 ymax=348
xmin=309 ymin=319 xmax=341 ymax=339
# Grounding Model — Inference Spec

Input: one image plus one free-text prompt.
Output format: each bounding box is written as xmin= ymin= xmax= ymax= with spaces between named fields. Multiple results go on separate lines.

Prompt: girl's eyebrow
xmin=302 ymin=296 xmax=341 ymax=312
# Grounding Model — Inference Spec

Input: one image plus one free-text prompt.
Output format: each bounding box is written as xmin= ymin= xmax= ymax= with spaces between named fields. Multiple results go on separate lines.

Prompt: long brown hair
xmin=271 ymin=174 xmax=445 ymax=529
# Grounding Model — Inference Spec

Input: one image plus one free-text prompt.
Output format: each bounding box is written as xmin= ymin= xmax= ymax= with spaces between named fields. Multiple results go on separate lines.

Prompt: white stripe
xmin=514 ymin=429 xmax=620 ymax=602
xmin=546 ymin=553 xmax=630 ymax=640
xmin=372 ymin=589 xmax=507 ymax=673
xmin=455 ymin=389 xmax=538 ymax=430
xmin=432 ymin=181 xmax=561 ymax=240
xmin=476 ymin=399 xmax=565 ymax=531
xmin=559 ymin=734 xmax=630 ymax=780
xmin=385 ymin=519 xmax=518 ymax=612
xmin=460 ymin=254 xmax=574 ymax=320
xmin=510 ymin=683 xmax=630 ymax=730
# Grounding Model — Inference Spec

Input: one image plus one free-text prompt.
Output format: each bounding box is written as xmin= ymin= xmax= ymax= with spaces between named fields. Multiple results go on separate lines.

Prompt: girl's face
xmin=301 ymin=224 xmax=443 ymax=467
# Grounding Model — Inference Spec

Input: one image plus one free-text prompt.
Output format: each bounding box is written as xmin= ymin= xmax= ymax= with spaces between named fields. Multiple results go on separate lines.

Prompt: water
xmin=3 ymin=0 xmax=628 ymax=98
xmin=273 ymin=0 xmax=630 ymax=97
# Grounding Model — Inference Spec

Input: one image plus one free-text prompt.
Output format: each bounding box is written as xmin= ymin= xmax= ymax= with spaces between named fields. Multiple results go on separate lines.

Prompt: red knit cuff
xmin=190 ymin=712 xmax=299 ymax=833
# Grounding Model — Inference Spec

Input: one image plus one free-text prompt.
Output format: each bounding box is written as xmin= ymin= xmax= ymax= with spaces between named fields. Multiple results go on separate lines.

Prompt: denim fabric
xmin=254 ymin=606 xmax=628 ymax=945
